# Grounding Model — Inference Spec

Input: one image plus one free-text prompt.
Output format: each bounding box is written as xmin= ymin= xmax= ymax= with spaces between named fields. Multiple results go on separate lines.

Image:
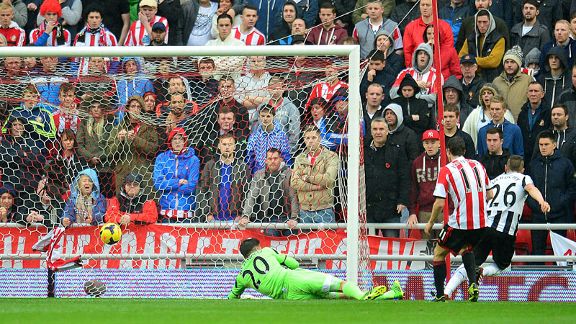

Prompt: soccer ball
xmin=84 ymin=280 xmax=106 ymax=297
xmin=99 ymin=223 xmax=122 ymax=245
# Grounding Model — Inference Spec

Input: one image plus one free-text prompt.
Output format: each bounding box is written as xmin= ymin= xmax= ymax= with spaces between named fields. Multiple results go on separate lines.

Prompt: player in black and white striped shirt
xmin=444 ymin=156 xmax=550 ymax=298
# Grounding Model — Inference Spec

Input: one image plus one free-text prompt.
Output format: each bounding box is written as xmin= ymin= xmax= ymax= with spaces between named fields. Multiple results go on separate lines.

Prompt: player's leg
xmin=374 ymin=280 xmax=404 ymax=300
xmin=432 ymin=243 xmax=450 ymax=301
xmin=286 ymin=269 xmax=369 ymax=300
xmin=446 ymin=231 xmax=492 ymax=296
xmin=481 ymin=231 xmax=516 ymax=278
xmin=444 ymin=264 xmax=467 ymax=297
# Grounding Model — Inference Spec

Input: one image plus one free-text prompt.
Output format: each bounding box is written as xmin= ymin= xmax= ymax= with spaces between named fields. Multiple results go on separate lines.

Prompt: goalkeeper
xmin=228 ymin=238 xmax=404 ymax=300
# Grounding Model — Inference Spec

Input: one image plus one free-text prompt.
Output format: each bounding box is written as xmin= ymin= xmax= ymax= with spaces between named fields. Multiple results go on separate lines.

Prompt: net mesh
xmin=0 ymin=51 xmax=372 ymax=295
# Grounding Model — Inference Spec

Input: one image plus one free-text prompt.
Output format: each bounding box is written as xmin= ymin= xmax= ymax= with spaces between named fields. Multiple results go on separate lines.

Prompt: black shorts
xmin=473 ymin=227 xmax=516 ymax=270
xmin=438 ymin=225 xmax=487 ymax=255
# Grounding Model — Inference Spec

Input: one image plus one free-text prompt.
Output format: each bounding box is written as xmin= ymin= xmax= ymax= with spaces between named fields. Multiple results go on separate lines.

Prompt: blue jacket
xmin=439 ymin=2 xmax=471 ymax=44
xmin=476 ymin=120 xmax=524 ymax=157
xmin=528 ymin=150 xmax=576 ymax=221
xmin=116 ymin=57 xmax=154 ymax=121
xmin=62 ymin=168 xmax=107 ymax=225
xmin=235 ymin=0 xmax=284 ymax=39
xmin=153 ymin=148 xmax=200 ymax=211
xmin=246 ymin=122 xmax=292 ymax=174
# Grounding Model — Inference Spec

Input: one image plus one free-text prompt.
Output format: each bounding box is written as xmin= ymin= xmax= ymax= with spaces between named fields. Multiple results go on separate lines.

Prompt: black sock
xmin=461 ymin=251 xmax=476 ymax=284
xmin=433 ymin=261 xmax=446 ymax=297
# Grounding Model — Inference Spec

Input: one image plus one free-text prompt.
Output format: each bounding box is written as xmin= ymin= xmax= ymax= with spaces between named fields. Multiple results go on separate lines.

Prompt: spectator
xmin=3 ymin=0 xmax=25 ymax=28
xmin=518 ymin=0 xmax=563 ymax=36
xmin=116 ymin=57 xmax=154 ymax=111
xmin=439 ymin=0 xmax=472 ymax=44
xmin=181 ymin=0 xmax=217 ymax=46
xmin=443 ymin=104 xmax=476 ymax=159
xmin=510 ymin=0 xmax=551 ymax=59
xmin=291 ymin=125 xmax=339 ymax=224
xmin=390 ymin=0 xmax=420 ymax=35
xmin=104 ymin=172 xmax=158 ymax=225
xmin=305 ymin=1 xmax=348 ymax=45
xmin=455 ymin=0 xmax=510 ymax=52
xmin=492 ymin=46 xmax=533 ymax=120
xmin=373 ymin=31 xmax=404 ymax=77
xmin=165 ymin=93 xmax=196 ymax=135
xmin=459 ymin=54 xmax=486 ymax=113
xmin=353 ymin=0 xmax=402 ymax=60
xmin=459 ymin=9 xmax=506 ymax=82
xmin=391 ymin=74 xmax=430 ymax=139
xmin=550 ymin=104 xmax=576 ymax=169
xmin=383 ymin=102 xmax=420 ymax=163
xmin=476 ymin=96 xmax=524 ymax=157
xmin=558 ymin=65 xmax=576 ymax=118
xmin=423 ymin=24 xmax=462 ymax=80
xmin=155 ymin=75 xmax=193 ymax=112
xmin=407 ymin=130 xmax=441 ymax=240
xmin=31 ymin=57 xmax=71 ymax=107
xmin=75 ymin=57 xmax=117 ymax=98
xmin=235 ymin=56 xmax=271 ymax=125
xmin=210 ymin=0 xmax=235 ymax=39
xmin=197 ymin=133 xmax=249 ymax=223
xmin=156 ymin=0 xmax=182 ymax=46
xmin=188 ymin=57 xmax=219 ymax=106
xmin=540 ymin=19 xmax=576 ymax=68
xmin=36 ymin=0 xmax=81 ymax=38
xmin=326 ymin=88 xmax=354 ymax=149
xmin=309 ymin=97 xmax=339 ymax=151
xmin=269 ymin=0 xmax=298 ymax=44
xmin=199 ymin=107 xmax=249 ymax=165
xmin=53 ymin=83 xmax=81 ymax=136
xmin=124 ymin=0 xmax=168 ymax=46
xmin=362 ymin=83 xmax=386 ymax=144
xmin=292 ymin=0 xmax=318 ymax=29
xmin=230 ymin=5 xmax=265 ymax=46
xmin=390 ymin=43 xmax=439 ymax=108
xmin=528 ymin=130 xmax=576 ymax=259
xmin=61 ymin=168 xmax=106 ymax=227
xmin=537 ymin=46 xmax=571 ymax=110
xmin=81 ymin=1 xmax=130 ymax=45
xmin=402 ymin=0 xmax=453 ymax=68
xmin=0 ymin=3 xmax=25 ymax=46
xmin=480 ymin=127 xmax=510 ymax=179
xmin=360 ymin=50 xmax=396 ymax=99
xmin=305 ymin=61 xmax=349 ymax=109
xmin=444 ymin=75 xmax=472 ymax=125
xmin=257 ymin=75 xmax=300 ymax=156
xmin=0 ymin=184 xmax=23 ymax=224
xmin=73 ymin=6 xmax=117 ymax=49
xmin=107 ymin=95 xmax=158 ymax=196
xmin=147 ymin=21 xmax=167 ymax=46
xmin=334 ymin=0 xmax=354 ymax=35
xmin=241 ymin=147 xmax=298 ymax=236
xmin=352 ymin=1 xmax=395 ymax=25
xmin=154 ymin=127 xmax=200 ymax=223
xmin=363 ymin=117 xmax=409 ymax=237
xmin=23 ymin=0 xmax=40 ymax=36
xmin=517 ymin=82 xmax=551 ymax=165
xmin=205 ymin=13 xmax=246 ymax=78
xmin=76 ymin=95 xmax=115 ymax=199
xmin=246 ymin=104 xmax=291 ymax=174
xmin=29 ymin=0 xmax=71 ymax=46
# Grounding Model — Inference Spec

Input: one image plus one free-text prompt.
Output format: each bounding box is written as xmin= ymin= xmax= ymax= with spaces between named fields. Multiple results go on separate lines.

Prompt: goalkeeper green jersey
xmin=228 ymin=247 xmax=299 ymax=299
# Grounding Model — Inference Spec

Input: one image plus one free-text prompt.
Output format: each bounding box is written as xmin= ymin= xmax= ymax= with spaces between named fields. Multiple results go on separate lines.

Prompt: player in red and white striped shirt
xmin=425 ymin=136 xmax=492 ymax=302
xmin=231 ymin=5 xmax=265 ymax=46
xmin=0 ymin=4 xmax=25 ymax=46
xmin=124 ymin=0 xmax=168 ymax=46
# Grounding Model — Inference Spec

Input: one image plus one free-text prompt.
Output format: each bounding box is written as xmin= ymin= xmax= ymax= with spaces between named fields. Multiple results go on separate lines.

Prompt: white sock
xmin=481 ymin=263 xmax=502 ymax=277
xmin=445 ymin=265 xmax=467 ymax=296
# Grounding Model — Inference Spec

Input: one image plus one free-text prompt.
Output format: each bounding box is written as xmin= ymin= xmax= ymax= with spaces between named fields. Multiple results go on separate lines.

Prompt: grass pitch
xmin=0 ymin=299 xmax=574 ymax=324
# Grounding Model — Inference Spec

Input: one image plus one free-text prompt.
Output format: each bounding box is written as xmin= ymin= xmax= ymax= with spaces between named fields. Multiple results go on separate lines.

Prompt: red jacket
xmin=105 ymin=196 xmax=158 ymax=224
xmin=438 ymin=44 xmax=462 ymax=80
xmin=0 ymin=22 xmax=25 ymax=46
xmin=403 ymin=17 xmax=453 ymax=68
xmin=409 ymin=152 xmax=440 ymax=214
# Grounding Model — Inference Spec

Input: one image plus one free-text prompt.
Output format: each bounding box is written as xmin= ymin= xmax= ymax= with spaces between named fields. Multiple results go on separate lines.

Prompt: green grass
xmin=0 ymin=299 xmax=574 ymax=324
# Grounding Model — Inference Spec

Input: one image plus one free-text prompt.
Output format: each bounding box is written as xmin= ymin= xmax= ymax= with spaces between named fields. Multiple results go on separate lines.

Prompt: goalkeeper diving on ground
xmin=228 ymin=238 xmax=404 ymax=300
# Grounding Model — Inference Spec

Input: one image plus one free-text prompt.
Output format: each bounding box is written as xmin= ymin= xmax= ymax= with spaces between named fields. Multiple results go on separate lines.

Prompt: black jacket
xmin=446 ymin=129 xmax=477 ymax=160
xmin=392 ymin=74 xmax=431 ymax=138
xmin=517 ymin=101 xmax=551 ymax=166
xmin=528 ymin=150 xmax=576 ymax=221
xmin=461 ymin=75 xmax=486 ymax=110
xmin=537 ymin=46 xmax=571 ymax=110
xmin=480 ymin=149 xmax=510 ymax=179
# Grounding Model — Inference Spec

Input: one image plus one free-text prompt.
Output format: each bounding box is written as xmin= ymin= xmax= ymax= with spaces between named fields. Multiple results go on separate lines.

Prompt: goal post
xmin=0 ymin=44 xmax=367 ymax=295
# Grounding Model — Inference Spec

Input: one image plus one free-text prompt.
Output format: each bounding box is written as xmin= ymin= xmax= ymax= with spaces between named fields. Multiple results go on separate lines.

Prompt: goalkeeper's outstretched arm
xmin=227 ymin=275 xmax=246 ymax=299
xmin=274 ymin=252 xmax=299 ymax=270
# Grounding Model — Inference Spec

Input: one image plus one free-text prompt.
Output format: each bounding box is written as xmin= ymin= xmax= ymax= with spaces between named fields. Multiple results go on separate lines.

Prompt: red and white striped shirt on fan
xmin=305 ymin=80 xmax=348 ymax=108
xmin=124 ymin=16 xmax=168 ymax=46
xmin=231 ymin=26 xmax=265 ymax=46
xmin=433 ymin=156 xmax=489 ymax=230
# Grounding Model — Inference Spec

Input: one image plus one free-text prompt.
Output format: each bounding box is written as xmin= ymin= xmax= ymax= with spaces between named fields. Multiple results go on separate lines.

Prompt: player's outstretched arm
xmin=227 ymin=275 xmax=246 ymax=299
xmin=274 ymin=252 xmax=299 ymax=270
xmin=525 ymin=184 xmax=550 ymax=214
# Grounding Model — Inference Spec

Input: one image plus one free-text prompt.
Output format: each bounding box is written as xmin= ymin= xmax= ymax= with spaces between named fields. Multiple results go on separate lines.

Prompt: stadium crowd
xmin=1 ymin=0 xmax=576 ymax=259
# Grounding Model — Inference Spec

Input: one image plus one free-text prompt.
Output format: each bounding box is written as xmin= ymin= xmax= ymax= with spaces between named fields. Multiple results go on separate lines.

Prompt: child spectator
xmin=309 ymin=97 xmax=339 ymax=151
xmin=360 ymin=50 xmax=396 ymax=99
xmin=0 ymin=3 xmax=25 ymax=46
xmin=154 ymin=127 xmax=200 ymax=223
xmin=36 ymin=0 xmax=82 ymax=38
xmin=105 ymin=172 xmax=158 ymax=225
xmin=188 ymin=57 xmax=219 ymax=106
xmin=61 ymin=168 xmax=107 ymax=226
xmin=392 ymin=74 xmax=431 ymax=139
xmin=53 ymin=83 xmax=81 ymax=136
xmin=124 ymin=0 xmax=168 ymax=46
xmin=29 ymin=0 xmax=71 ymax=46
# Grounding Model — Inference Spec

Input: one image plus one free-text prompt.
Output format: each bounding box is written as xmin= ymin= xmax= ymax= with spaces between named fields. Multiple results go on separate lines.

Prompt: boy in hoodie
xmin=459 ymin=9 xmax=506 ymax=82
xmin=105 ymin=172 xmax=158 ymax=225
xmin=360 ymin=50 xmax=396 ymax=100
xmin=537 ymin=46 xmax=571 ymax=110
xmin=392 ymin=74 xmax=430 ymax=139
xmin=383 ymin=103 xmax=420 ymax=164
xmin=116 ymin=57 xmax=154 ymax=111
xmin=61 ymin=168 xmax=107 ymax=226
xmin=153 ymin=127 xmax=200 ymax=223
xmin=390 ymin=43 xmax=439 ymax=108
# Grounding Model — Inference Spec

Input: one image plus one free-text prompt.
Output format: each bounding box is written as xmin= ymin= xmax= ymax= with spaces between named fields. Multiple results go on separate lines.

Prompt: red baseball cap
xmin=422 ymin=129 xmax=440 ymax=141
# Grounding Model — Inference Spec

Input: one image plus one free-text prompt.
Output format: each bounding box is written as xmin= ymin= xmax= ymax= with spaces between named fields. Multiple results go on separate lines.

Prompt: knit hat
xmin=524 ymin=47 xmax=541 ymax=66
xmin=503 ymin=45 xmax=523 ymax=67
xmin=40 ymin=0 xmax=62 ymax=17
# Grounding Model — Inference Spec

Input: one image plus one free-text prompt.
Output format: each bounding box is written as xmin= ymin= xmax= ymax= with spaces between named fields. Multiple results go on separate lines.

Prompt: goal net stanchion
xmin=0 ymin=45 xmax=368 ymax=297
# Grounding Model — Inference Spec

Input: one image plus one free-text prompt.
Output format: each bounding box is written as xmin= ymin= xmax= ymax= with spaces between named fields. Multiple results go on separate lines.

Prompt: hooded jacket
xmin=443 ymin=75 xmax=472 ymax=126
xmin=374 ymin=30 xmax=404 ymax=77
xmin=116 ymin=57 xmax=154 ymax=108
xmin=476 ymin=119 xmax=524 ymax=157
xmin=391 ymin=74 xmax=430 ymax=138
xmin=62 ymin=168 xmax=107 ymax=225
xmin=537 ymin=46 xmax=571 ymax=110
xmin=383 ymin=103 xmax=420 ymax=162
xmin=153 ymin=128 xmax=201 ymax=213
xmin=390 ymin=43 xmax=439 ymax=107
xmin=0 ymin=184 xmax=23 ymax=224
xmin=409 ymin=151 xmax=440 ymax=214
xmin=403 ymin=15 xmax=453 ymax=68
xmin=354 ymin=17 xmax=401 ymax=60
xmin=460 ymin=10 xmax=506 ymax=82
xmin=540 ymin=36 xmax=576 ymax=70
xmin=528 ymin=150 xmax=576 ymax=221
